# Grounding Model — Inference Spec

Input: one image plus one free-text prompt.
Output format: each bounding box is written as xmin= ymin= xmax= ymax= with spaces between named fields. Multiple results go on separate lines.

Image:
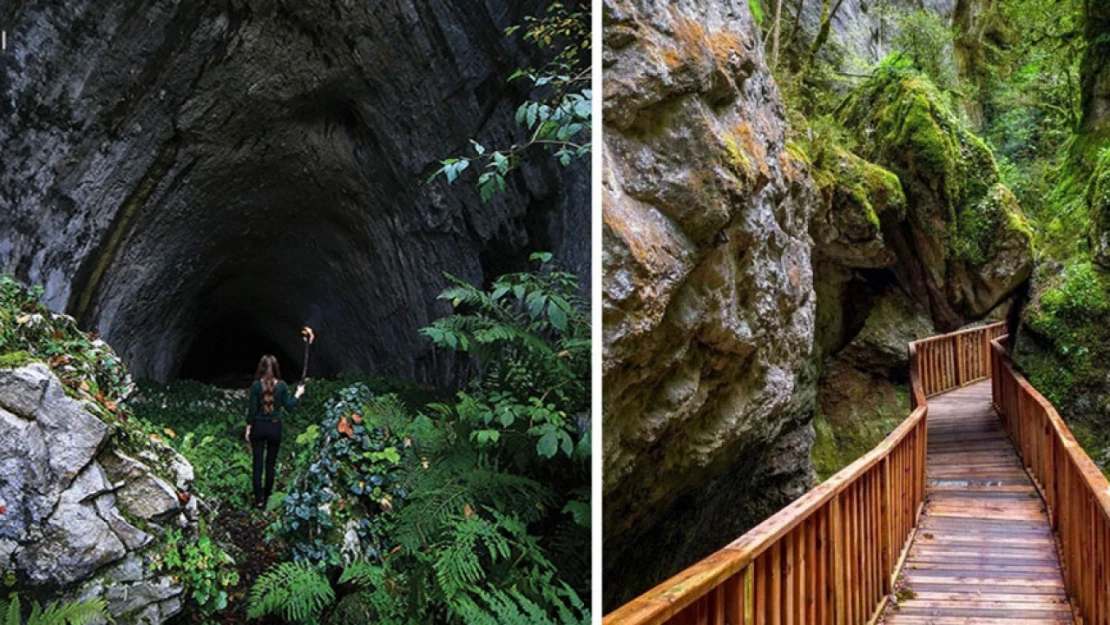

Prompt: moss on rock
xmin=812 ymin=361 xmax=910 ymax=481
xmin=1018 ymin=260 xmax=1110 ymax=408
xmin=1087 ymin=148 xmax=1110 ymax=267
xmin=840 ymin=58 xmax=1030 ymax=268
xmin=0 ymin=351 xmax=38 ymax=369
xmin=810 ymin=144 xmax=904 ymax=268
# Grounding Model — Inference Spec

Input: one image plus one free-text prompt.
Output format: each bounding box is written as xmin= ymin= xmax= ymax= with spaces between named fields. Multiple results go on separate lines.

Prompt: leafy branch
xmin=429 ymin=2 xmax=591 ymax=201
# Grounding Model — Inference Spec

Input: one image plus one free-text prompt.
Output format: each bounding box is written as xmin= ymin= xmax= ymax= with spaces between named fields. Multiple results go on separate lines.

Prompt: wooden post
xmin=744 ymin=565 xmax=755 ymax=625
xmin=956 ymin=334 xmax=964 ymax=386
xmin=881 ymin=456 xmax=892 ymax=592
xmin=830 ymin=496 xmax=845 ymax=625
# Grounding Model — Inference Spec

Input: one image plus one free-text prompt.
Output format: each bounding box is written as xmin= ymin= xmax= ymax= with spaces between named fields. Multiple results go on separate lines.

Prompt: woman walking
xmin=245 ymin=355 xmax=305 ymax=509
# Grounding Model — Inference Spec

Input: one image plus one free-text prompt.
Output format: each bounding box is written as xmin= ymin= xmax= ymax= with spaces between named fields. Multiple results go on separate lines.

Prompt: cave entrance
xmin=178 ymin=319 xmax=300 ymax=388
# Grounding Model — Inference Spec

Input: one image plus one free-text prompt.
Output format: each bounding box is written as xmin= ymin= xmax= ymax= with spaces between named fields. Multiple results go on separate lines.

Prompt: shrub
xmin=150 ymin=529 xmax=239 ymax=614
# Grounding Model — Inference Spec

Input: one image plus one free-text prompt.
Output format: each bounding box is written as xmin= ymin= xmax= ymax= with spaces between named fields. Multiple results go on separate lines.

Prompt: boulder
xmin=0 ymin=364 xmax=190 ymax=622
xmin=839 ymin=62 xmax=1033 ymax=328
xmin=602 ymin=0 xmax=817 ymax=608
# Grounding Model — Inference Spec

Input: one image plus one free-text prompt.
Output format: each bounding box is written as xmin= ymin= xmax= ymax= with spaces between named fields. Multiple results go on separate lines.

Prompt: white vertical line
xmin=2 ymin=31 xmax=6 ymax=51
xmin=590 ymin=0 xmax=603 ymax=620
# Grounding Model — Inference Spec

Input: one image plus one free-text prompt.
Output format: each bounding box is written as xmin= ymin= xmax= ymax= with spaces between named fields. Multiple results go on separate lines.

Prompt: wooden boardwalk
xmin=884 ymin=381 xmax=1073 ymax=624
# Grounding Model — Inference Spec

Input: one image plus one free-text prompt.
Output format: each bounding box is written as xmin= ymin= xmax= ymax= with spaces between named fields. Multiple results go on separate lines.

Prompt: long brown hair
xmin=255 ymin=355 xmax=281 ymax=414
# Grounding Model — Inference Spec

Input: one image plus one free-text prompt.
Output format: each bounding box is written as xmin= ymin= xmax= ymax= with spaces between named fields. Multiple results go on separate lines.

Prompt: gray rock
xmin=115 ymin=474 xmax=179 ymax=522
xmin=602 ymin=0 xmax=817 ymax=608
xmin=103 ymin=576 xmax=182 ymax=619
xmin=95 ymin=495 xmax=154 ymax=551
xmin=0 ymin=0 xmax=588 ymax=386
xmin=839 ymin=288 xmax=936 ymax=376
xmin=18 ymin=502 xmax=127 ymax=586
xmin=0 ymin=365 xmax=109 ymax=492
xmin=0 ymin=365 xmax=196 ymax=623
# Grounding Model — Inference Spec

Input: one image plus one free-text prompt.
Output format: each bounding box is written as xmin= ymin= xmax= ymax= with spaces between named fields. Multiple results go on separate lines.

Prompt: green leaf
xmin=536 ymin=431 xmax=558 ymax=458
xmin=563 ymin=500 xmax=590 ymax=527
xmin=548 ymin=300 xmax=567 ymax=331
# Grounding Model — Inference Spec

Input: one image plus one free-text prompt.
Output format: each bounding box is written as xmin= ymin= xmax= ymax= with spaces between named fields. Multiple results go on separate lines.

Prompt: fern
xmin=452 ymin=586 xmax=588 ymax=625
xmin=247 ymin=562 xmax=334 ymax=625
xmin=0 ymin=595 xmax=109 ymax=625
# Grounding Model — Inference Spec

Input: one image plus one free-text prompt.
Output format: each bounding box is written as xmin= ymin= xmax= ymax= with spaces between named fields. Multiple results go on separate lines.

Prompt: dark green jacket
xmin=247 ymin=380 xmax=300 ymax=423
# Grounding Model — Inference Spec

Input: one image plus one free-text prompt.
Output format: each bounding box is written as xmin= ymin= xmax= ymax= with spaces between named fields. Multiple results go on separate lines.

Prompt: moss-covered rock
xmin=1088 ymin=148 xmax=1110 ymax=268
xmin=813 ymin=361 xmax=909 ymax=481
xmin=810 ymin=144 xmax=904 ymax=268
xmin=839 ymin=59 xmax=1033 ymax=326
xmin=1016 ymin=259 xmax=1110 ymax=419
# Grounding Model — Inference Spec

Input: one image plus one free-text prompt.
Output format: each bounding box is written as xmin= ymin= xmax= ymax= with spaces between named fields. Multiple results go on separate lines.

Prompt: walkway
xmin=884 ymin=382 xmax=1072 ymax=624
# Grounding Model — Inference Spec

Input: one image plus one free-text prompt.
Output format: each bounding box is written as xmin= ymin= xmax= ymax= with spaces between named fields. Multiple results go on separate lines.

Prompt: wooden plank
xmin=878 ymin=382 xmax=1074 ymax=624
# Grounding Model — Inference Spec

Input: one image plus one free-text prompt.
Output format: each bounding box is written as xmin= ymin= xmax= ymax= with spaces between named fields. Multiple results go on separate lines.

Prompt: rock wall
xmin=602 ymin=0 xmax=817 ymax=608
xmin=0 ymin=364 xmax=197 ymax=623
xmin=0 ymin=0 xmax=589 ymax=384
xmin=791 ymin=0 xmax=957 ymax=70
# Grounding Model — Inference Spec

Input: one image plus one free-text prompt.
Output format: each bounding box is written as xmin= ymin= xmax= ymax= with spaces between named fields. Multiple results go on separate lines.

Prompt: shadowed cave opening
xmin=179 ymin=318 xmax=301 ymax=387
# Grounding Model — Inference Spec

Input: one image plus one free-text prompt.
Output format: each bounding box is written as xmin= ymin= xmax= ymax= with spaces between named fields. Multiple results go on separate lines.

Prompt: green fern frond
xmin=0 ymin=595 xmax=109 ymax=625
xmin=247 ymin=562 xmax=334 ymax=625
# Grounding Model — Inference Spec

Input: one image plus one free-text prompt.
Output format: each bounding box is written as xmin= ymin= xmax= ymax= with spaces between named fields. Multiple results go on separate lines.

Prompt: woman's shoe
xmin=254 ymin=501 xmax=265 ymax=510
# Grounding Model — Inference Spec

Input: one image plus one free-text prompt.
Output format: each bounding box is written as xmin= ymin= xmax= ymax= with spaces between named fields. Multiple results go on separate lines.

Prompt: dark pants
xmin=250 ymin=420 xmax=282 ymax=506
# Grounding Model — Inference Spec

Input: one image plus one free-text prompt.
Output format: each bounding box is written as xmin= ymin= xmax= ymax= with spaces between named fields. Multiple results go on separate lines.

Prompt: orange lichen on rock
xmin=733 ymin=121 xmax=770 ymax=180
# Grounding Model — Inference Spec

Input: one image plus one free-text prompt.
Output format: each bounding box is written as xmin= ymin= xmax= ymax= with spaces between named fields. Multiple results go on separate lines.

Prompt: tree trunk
xmin=807 ymin=0 xmax=846 ymax=65
xmin=1081 ymin=0 xmax=1110 ymax=143
xmin=952 ymin=0 xmax=997 ymax=130
xmin=772 ymin=0 xmax=783 ymax=67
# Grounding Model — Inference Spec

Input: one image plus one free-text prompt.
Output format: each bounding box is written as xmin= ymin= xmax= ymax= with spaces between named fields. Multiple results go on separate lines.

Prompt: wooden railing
xmin=991 ymin=336 xmax=1110 ymax=625
xmin=911 ymin=322 xmax=1005 ymax=398
xmin=604 ymin=324 xmax=1006 ymax=625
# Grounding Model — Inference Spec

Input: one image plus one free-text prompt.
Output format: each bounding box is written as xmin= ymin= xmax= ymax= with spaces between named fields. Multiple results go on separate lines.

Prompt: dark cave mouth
xmin=178 ymin=320 xmax=305 ymax=388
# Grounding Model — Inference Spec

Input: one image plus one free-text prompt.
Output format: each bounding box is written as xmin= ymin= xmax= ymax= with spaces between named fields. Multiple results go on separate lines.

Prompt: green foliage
xmin=1017 ymin=260 xmax=1110 ymax=416
xmin=150 ymin=529 xmax=239 ymax=614
xmin=0 ymin=351 xmax=36 ymax=369
xmin=249 ymin=256 xmax=590 ymax=623
xmin=0 ymin=275 xmax=131 ymax=409
xmin=0 ymin=594 xmax=108 ymax=625
xmin=747 ymin=0 xmax=765 ymax=26
xmin=890 ymin=11 xmax=960 ymax=90
xmin=247 ymin=561 xmax=334 ymax=625
xmin=273 ymin=386 xmax=419 ymax=566
xmin=128 ymin=374 xmax=444 ymax=508
xmin=452 ymin=586 xmax=589 ymax=625
xmin=431 ymin=2 xmax=591 ymax=200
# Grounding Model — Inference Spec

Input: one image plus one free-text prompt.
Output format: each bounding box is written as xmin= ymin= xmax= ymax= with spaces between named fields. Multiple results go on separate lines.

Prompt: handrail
xmin=990 ymin=336 xmax=1110 ymax=624
xmin=605 ymin=329 xmax=1006 ymax=624
xmin=912 ymin=322 xmax=1006 ymax=398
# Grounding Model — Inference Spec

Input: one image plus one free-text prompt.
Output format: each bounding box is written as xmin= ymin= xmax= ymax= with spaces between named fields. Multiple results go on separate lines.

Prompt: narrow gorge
xmin=600 ymin=0 xmax=1090 ymax=609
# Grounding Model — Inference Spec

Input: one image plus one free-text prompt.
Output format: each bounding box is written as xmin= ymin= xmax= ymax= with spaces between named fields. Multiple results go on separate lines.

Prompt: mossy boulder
xmin=839 ymin=60 xmax=1033 ymax=327
xmin=1016 ymin=260 xmax=1110 ymax=428
xmin=810 ymin=145 xmax=905 ymax=268
xmin=1088 ymin=148 xmax=1110 ymax=269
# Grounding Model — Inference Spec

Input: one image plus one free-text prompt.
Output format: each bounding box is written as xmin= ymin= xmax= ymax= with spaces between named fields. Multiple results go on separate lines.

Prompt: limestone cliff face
xmin=602 ymin=0 xmax=817 ymax=607
xmin=794 ymin=0 xmax=957 ymax=69
xmin=0 ymin=0 xmax=588 ymax=384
